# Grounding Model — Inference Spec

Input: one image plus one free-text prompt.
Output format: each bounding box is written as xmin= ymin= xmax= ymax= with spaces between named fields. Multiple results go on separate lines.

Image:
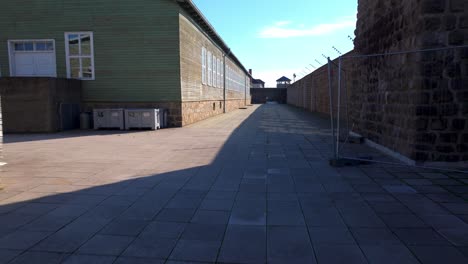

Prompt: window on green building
xmin=65 ymin=32 xmax=95 ymax=80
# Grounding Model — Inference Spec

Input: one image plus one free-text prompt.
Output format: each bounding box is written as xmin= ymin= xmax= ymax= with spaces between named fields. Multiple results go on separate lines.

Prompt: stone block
xmin=462 ymin=133 xmax=468 ymax=142
xmin=451 ymin=118 xmax=466 ymax=130
xmin=421 ymin=0 xmax=446 ymax=14
xmin=439 ymin=104 xmax=459 ymax=115
xmin=414 ymin=144 xmax=434 ymax=151
xmin=439 ymin=133 xmax=459 ymax=143
xmin=436 ymin=145 xmax=455 ymax=153
xmin=444 ymin=15 xmax=458 ymax=30
xmin=433 ymin=90 xmax=454 ymax=103
xmin=424 ymin=17 xmax=442 ymax=31
xmin=431 ymin=118 xmax=448 ymax=130
xmin=450 ymin=0 xmax=465 ymax=12
xmin=457 ymin=144 xmax=468 ymax=152
xmin=457 ymin=91 xmax=468 ymax=102
xmin=421 ymin=32 xmax=447 ymax=48
xmin=445 ymin=63 xmax=461 ymax=78
xmin=416 ymin=133 xmax=437 ymax=144
xmin=448 ymin=31 xmax=465 ymax=45
xmin=416 ymin=118 xmax=429 ymax=130
xmin=412 ymin=151 xmax=430 ymax=161
xmin=461 ymin=16 xmax=468 ymax=29
xmin=416 ymin=105 xmax=438 ymax=116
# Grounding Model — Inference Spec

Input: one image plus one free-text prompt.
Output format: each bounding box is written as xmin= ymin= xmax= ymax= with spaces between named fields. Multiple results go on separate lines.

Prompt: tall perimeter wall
xmin=288 ymin=0 xmax=467 ymax=164
xmin=352 ymin=0 xmax=467 ymax=164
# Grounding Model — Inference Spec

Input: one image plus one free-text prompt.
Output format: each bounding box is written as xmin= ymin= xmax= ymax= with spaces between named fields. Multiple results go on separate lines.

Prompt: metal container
xmin=124 ymin=109 xmax=160 ymax=130
xmin=93 ymin=109 xmax=125 ymax=130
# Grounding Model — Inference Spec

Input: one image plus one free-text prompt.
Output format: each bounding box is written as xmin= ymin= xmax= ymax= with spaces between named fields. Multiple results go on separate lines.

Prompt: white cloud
xmin=275 ymin=21 xmax=292 ymax=26
xmin=259 ymin=18 xmax=356 ymax=39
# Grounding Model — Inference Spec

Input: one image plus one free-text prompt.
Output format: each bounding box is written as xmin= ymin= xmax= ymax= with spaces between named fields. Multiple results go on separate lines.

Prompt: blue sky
xmin=192 ymin=0 xmax=358 ymax=87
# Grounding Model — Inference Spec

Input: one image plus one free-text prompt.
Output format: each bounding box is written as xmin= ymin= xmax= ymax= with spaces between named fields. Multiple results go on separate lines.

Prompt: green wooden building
xmin=0 ymin=0 xmax=251 ymax=127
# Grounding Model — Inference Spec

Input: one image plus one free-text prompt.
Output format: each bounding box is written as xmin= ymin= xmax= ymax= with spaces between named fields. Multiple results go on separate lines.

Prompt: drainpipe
xmin=223 ymin=48 xmax=231 ymax=113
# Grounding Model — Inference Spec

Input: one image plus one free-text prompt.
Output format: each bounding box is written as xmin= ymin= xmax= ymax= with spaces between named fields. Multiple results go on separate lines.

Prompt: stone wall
xmin=351 ymin=0 xmax=468 ymax=163
xmin=288 ymin=0 xmax=467 ymax=164
xmin=0 ymin=78 xmax=82 ymax=133
xmin=250 ymin=88 xmax=287 ymax=104
xmin=287 ymin=52 xmax=354 ymax=117
xmin=181 ymin=99 xmax=246 ymax=126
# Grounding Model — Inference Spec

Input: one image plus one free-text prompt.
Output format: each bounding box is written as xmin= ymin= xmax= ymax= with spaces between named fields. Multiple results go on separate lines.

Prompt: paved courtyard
xmin=0 ymin=104 xmax=467 ymax=264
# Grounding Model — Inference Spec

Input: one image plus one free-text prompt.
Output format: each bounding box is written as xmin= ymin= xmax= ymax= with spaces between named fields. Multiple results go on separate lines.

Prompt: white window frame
xmin=212 ymin=53 xmax=216 ymax=87
xmin=217 ymin=58 xmax=221 ymax=88
xmin=7 ymin=39 xmax=57 ymax=77
xmin=201 ymin=47 xmax=206 ymax=84
xmin=221 ymin=61 xmax=224 ymax=88
xmin=65 ymin=32 xmax=95 ymax=80
xmin=201 ymin=47 xmax=206 ymax=85
xmin=207 ymin=51 xmax=212 ymax=86
xmin=213 ymin=55 xmax=217 ymax=88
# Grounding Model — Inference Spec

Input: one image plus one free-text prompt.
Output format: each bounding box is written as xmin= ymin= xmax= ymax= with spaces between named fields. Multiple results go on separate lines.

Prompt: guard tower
xmin=276 ymin=76 xmax=291 ymax=88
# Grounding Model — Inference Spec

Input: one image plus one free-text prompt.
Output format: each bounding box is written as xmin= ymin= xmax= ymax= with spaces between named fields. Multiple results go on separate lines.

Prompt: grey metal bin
xmin=93 ymin=109 xmax=125 ymax=130
xmin=124 ymin=109 xmax=160 ymax=130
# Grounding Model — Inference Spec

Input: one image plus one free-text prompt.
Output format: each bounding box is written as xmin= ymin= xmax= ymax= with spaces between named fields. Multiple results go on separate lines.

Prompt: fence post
xmin=327 ymin=58 xmax=337 ymax=160
xmin=336 ymin=56 xmax=342 ymax=158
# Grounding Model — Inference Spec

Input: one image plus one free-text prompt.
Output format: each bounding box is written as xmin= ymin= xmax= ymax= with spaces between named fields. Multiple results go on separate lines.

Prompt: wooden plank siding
xmin=178 ymin=12 xmax=248 ymax=102
xmin=0 ymin=0 xmax=182 ymax=102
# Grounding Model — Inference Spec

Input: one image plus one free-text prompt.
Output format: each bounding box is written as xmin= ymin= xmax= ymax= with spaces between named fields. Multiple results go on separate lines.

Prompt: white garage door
xmin=9 ymin=40 xmax=56 ymax=77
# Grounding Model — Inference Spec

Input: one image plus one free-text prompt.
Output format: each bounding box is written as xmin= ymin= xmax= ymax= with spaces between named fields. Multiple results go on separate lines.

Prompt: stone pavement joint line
xmin=0 ymin=104 xmax=467 ymax=264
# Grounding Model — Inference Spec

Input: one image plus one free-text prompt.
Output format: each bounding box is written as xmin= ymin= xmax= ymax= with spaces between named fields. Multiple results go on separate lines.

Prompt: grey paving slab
xmin=8 ymin=251 xmax=69 ymax=264
xmin=190 ymin=210 xmax=230 ymax=225
xmin=122 ymin=237 xmax=178 ymax=259
xmin=419 ymin=214 xmax=468 ymax=229
xmin=340 ymin=211 xmax=386 ymax=228
xmin=113 ymin=257 xmax=165 ymax=264
xmin=0 ymin=230 xmax=50 ymax=250
xmin=32 ymin=217 xmax=105 ymax=253
xmin=442 ymin=203 xmax=468 ymax=214
xmin=314 ymin=244 xmax=368 ymax=264
xmin=308 ymin=227 xmax=356 ymax=245
xmin=204 ymin=190 xmax=236 ymax=200
xmin=13 ymin=203 xmax=58 ymax=216
xmin=99 ymin=218 xmax=150 ymax=236
xmin=393 ymin=228 xmax=452 ymax=246
xmin=199 ymin=198 xmax=234 ymax=211
xmin=350 ymin=228 xmax=402 ymax=245
xmin=267 ymin=226 xmax=316 ymax=264
xmin=235 ymin=191 xmax=267 ymax=201
xmin=0 ymin=249 xmax=22 ymax=264
xmin=21 ymin=215 xmax=75 ymax=232
xmin=180 ymin=223 xmax=226 ymax=241
xmin=368 ymin=201 xmax=413 ymax=214
xmin=382 ymin=185 xmax=418 ymax=194
xmin=409 ymin=246 xmax=468 ymax=264
xmin=438 ymin=226 xmax=468 ymax=246
xmin=77 ymin=234 xmax=134 ymax=256
xmin=229 ymin=202 xmax=266 ymax=226
xmin=155 ymin=208 xmax=196 ymax=223
xmin=62 ymin=254 xmax=116 ymax=264
xmin=267 ymin=210 xmax=306 ymax=226
xmin=218 ymin=225 xmax=266 ymax=264
xmin=379 ymin=213 xmax=429 ymax=228
xmin=169 ymin=240 xmax=221 ymax=262
xmin=361 ymin=244 xmax=419 ymax=264
xmin=138 ymin=221 xmax=186 ymax=240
